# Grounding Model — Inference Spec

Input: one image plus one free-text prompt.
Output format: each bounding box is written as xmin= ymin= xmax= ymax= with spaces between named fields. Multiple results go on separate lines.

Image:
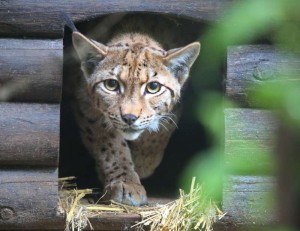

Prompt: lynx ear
xmin=72 ymin=32 xmax=108 ymax=75
xmin=164 ymin=42 xmax=200 ymax=85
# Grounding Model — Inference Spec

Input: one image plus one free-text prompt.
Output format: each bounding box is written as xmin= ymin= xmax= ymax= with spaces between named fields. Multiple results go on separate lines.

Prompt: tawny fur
xmin=68 ymin=15 xmax=200 ymax=206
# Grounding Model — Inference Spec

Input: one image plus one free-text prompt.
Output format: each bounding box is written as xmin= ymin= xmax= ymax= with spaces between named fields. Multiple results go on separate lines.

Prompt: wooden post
xmin=223 ymin=109 xmax=278 ymax=227
xmin=222 ymin=45 xmax=289 ymax=229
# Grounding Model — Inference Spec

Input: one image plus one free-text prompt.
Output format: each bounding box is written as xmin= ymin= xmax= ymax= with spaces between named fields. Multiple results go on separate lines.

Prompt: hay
xmin=59 ymin=177 xmax=224 ymax=231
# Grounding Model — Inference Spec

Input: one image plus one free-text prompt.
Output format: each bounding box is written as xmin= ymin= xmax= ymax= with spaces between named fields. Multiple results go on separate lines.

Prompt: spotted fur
xmin=70 ymin=16 xmax=200 ymax=206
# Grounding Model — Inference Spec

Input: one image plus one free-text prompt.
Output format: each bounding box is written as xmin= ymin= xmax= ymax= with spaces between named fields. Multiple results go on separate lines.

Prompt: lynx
xmin=65 ymin=14 xmax=200 ymax=206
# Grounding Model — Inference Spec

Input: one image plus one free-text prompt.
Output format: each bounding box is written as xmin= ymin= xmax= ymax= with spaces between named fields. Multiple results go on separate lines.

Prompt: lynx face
xmin=73 ymin=32 xmax=200 ymax=140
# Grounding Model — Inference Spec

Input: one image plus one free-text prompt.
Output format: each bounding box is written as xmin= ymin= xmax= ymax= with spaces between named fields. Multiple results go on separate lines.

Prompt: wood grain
xmin=226 ymin=45 xmax=300 ymax=107
xmin=0 ymin=39 xmax=62 ymax=103
xmin=0 ymin=0 xmax=231 ymax=38
xmin=0 ymin=168 xmax=64 ymax=230
xmin=224 ymin=108 xmax=278 ymax=175
xmin=0 ymin=103 xmax=60 ymax=167
xmin=222 ymin=175 xmax=278 ymax=226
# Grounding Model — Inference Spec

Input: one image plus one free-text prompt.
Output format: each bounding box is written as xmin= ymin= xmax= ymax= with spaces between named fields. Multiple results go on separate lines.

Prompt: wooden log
xmin=226 ymin=45 xmax=300 ymax=107
xmin=0 ymin=39 xmax=62 ymax=103
xmin=0 ymin=168 xmax=64 ymax=230
xmin=225 ymin=108 xmax=278 ymax=175
xmin=0 ymin=103 xmax=60 ymax=167
xmin=222 ymin=175 xmax=278 ymax=227
xmin=0 ymin=0 xmax=230 ymax=38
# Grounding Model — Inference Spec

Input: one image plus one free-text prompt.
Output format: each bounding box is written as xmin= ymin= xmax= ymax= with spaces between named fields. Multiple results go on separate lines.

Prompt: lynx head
xmin=72 ymin=32 xmax=200 ymax=140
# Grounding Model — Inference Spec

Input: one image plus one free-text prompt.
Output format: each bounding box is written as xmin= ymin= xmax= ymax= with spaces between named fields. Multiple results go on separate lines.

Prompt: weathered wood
xmin=224 ymin=109 xmax=279 ymax=227
xmin=0 ymin=0 xmax=231 ymax=38
xmin=225 ymin=108 xmax=278 ymax=175
xmin=0 ymin=39 xmax=62 ymax=103
xmin=226 ymin=45 xmax=300 ymax=107
xmin=0 ymin=168 xmax=64 ymax=230
xmin=0 ymin=103 xmax=60 ymax=167
xmin=222 ymin=175 xmax=278 ymax=227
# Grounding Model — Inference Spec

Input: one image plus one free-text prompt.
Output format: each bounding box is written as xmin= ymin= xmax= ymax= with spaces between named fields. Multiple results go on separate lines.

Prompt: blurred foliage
xmin=253 ymin=82 xmax=300 ymax=127
xmin=225 ymin=139 xmax=276 ymax=175
xmin=180 ymin=0 xmax=300 ymax=220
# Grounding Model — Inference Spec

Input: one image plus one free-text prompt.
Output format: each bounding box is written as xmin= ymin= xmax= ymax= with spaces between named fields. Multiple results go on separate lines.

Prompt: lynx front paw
xmin=103 ymin=181 xmax=147 ymax=206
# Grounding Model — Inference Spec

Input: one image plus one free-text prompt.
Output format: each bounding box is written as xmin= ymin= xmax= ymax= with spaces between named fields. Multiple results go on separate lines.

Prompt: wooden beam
xmin=0 ymin=39 xmax=62 ymax=103
xmin=0 ymin=168 xmax=64 ymax=229
xmin=0 ymin=0 xmax=231 ymax=38
xmin=226 ymin=45 xmax=300 ymax=107
xmin=0 ymin=103 xmax=60 ymax=167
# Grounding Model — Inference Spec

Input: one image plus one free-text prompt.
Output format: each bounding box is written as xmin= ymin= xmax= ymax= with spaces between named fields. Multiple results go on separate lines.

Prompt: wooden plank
xmin=0 ymin=103 xmax=60 ymax=167
xmin=0 ymin=39 xmax=62 ymax=103
xmin=0 ymin=0 xmax=231 ymax=38
xmin=226 ymin=45 xmax=300 ymax=107
xmin=0 ymin=168 xmax=64 ymax=230
xmin=222 ymin=175 xmax=278 ymax=227
xmin=225 ymin=108 xmax=277 ymax=175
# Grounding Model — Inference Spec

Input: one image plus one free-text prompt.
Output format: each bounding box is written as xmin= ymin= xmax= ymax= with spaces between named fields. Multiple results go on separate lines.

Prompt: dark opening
xmin=60 ymin=13 xmax=221 ymax=198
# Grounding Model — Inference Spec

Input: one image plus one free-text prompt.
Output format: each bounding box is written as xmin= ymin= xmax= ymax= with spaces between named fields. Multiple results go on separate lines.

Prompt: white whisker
xmin=160 ymin=121 xmax=169 ymax=132
xmin=167 ymin=117 xmax=178 ymax=128
xmin=158 ymin=113 xmax=178 ymax=129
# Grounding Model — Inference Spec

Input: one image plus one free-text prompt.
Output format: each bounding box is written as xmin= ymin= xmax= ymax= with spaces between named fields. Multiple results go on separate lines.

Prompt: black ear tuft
xmin=61 ymin=13 xmax=78 ymax=32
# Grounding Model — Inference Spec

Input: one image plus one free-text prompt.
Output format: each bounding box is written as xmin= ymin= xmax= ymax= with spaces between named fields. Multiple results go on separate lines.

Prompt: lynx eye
xmin=104 ymin=79 xmax=119 ymax=92
xmin=146 ymin=82 xmax=161 ymax=94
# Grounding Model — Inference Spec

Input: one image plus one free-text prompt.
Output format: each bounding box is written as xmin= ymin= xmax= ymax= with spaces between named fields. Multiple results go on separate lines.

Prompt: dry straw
xmin=59 ymin=177 xmax=224 ymax=231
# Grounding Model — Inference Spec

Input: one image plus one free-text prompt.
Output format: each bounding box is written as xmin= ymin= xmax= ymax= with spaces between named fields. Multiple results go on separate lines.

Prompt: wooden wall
xmin=1 ymin=1 xmax=299 ymax=230
xmin=222 ymin=45 xmax=300 ymax=229
xmin=0 ymin=1 xmax=230 ymax=229
xmin=0 ymin=37 xmax=63 ymax=228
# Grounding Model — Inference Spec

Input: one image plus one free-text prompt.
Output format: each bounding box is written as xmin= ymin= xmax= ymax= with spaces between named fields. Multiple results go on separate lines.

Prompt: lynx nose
xmin=122 ymin=114 xmax=138 ymax=125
